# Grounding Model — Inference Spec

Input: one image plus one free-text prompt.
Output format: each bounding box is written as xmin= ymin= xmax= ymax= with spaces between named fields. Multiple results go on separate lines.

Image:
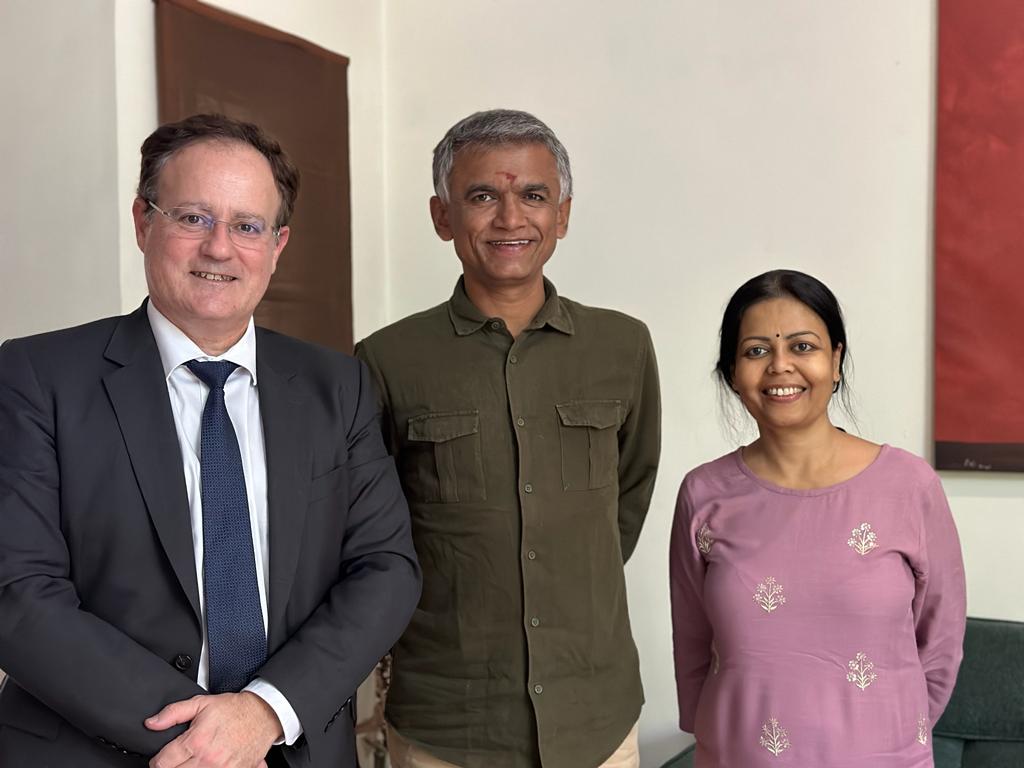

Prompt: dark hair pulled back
xmin=716 ymin=269 xmax=850 ymax=404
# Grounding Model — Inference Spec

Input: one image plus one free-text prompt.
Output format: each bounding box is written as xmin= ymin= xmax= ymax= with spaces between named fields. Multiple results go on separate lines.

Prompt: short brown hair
xmin=137 ymin=114 xmax=300 ymax=228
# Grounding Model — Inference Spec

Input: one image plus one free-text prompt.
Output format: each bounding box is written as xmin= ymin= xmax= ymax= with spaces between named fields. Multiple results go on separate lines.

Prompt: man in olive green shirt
xmin=356 ymin=110 xmax=660 ymax=768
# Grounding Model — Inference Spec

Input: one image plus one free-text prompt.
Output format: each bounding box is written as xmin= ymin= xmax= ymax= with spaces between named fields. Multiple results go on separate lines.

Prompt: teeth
xmin=491 ymin=240 xmax=530 ymax=246
xmin=194 ymin=271 xmax=233 ymax=282
xmin=766 ymin=386 xmax=803 ymax=396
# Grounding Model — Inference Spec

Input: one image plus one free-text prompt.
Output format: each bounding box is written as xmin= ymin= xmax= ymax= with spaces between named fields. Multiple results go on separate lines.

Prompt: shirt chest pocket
xmin=402 ymin=410 xmax=487 ymax=503
xmin=556 ymin=399 xmax=623 ymax=491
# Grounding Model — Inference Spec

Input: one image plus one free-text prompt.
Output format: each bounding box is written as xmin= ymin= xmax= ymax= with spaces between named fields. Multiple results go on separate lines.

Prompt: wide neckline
xmin=733 ymin=443 xmax=889 ymax=497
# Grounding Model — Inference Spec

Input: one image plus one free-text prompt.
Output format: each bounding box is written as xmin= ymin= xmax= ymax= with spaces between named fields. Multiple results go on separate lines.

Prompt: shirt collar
xmin=446 ymin=276 xmax=575 ymax=336
xmin=146 ymin=301 xmax=258 ymax=385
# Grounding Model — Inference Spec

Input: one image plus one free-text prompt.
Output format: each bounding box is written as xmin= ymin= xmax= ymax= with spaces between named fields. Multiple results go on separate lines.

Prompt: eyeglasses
xmin=147 ymin=200 xmax=281 ymax=247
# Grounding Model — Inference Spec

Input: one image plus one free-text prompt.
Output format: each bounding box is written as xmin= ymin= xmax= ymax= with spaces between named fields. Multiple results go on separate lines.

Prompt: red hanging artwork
xmin=934 ymin=0 xmax=1024 ymax=471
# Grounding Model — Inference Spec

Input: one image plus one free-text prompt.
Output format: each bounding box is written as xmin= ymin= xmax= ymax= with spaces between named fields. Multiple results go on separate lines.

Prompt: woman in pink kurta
xmin=670 ymin=270 xmax=966 ymax=767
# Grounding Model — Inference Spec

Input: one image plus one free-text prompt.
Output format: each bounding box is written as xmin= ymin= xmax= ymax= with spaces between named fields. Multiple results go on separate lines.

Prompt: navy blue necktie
xmin=186 ymin=359 xmax=266 ymax=693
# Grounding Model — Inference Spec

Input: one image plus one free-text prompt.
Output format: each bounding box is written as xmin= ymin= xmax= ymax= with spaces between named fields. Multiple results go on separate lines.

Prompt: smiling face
xmin=429 ymin=142 xmax=571 ymax=298
xmin=732 ymin=296 xmax=842 ymax=434
xmin=132 ymin=139 xmax=289 ymax=353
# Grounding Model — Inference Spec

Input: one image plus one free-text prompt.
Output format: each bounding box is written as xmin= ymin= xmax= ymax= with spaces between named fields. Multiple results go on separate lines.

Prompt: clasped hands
xmin=146 ymin=691 xmax=283 ymax=768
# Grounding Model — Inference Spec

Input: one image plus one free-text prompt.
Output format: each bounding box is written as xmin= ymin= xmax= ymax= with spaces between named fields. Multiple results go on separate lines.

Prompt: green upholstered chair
xmin=658 ymin=742 xmax=694 ymax=767
xmin=659 ymin=617 xmax=1024 ymax=768
xmin=932 ymin=617 xmax=1024 ymax=767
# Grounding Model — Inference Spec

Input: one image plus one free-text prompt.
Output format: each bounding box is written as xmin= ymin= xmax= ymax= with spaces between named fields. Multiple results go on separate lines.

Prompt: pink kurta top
xmin=670 ymin=445 xmax=966 ymax=767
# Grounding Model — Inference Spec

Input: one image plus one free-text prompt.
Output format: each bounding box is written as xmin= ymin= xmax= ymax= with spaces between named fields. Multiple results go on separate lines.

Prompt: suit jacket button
xmin=173 ymin=654 xmax=193 ymax=671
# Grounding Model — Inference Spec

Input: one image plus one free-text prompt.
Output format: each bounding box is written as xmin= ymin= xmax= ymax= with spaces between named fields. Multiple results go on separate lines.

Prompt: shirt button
xmin=530 ymin=617 xmax=540 ymax=627
xmin=524 ymin=483 xmax=533 ymax=493
xmin=509 ymin=354 xmax=518 ymax=364
xmin=516 ymin=417 xmax=525 ymax=427
xmin=533 ymin=683 xmax=544 ymax=695
xmin=527 ymin=550 xmax=537 ymax=560
xmin=490 ymin=321 xmax=502 ymax=330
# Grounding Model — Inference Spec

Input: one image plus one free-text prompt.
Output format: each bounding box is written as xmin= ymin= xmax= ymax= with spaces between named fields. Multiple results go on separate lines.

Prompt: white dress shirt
xmin=147 ymin=302 xmax=302 ymax=744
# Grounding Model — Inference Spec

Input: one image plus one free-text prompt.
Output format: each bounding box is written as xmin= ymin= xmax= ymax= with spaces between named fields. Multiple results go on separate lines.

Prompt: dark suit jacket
xmin=0 ymin=303 xmax=421 ymax=767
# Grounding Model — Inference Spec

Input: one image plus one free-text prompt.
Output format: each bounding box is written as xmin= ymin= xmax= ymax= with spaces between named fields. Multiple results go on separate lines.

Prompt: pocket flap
xmin=309 ymin=464 xmax=347 ymax=503
xmin=556 ymin=400 xmax=622 ymax=429
xmin=407 ymin=411 xmax=480 ymax=443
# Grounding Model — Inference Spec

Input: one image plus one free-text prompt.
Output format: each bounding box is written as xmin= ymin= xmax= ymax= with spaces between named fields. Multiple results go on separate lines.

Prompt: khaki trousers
xmin=387 ymin=722 xmax=639 ymax=768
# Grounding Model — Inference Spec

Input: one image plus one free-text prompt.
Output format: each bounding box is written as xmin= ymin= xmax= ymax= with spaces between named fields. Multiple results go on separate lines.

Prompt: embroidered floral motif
xmin=917 ymin=714 xmax=929 ymax=745
xmin=846 ymin=652 xmax=878 ymax=690
xmin=753 ymin=577 xmax=786 ymax=613
xmin=759 ymin=717 xmax=791 ymax=756
xmin=710 ymin=641 xmax=720 ymax=675
xmin=847 ymin=522 xmax=878 ymax=555
xmin=697 ymin=522 xmax=714 ymax=555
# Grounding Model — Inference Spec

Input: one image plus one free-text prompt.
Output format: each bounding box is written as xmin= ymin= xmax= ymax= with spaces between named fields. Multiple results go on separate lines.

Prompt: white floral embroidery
xmin=847 ymin=522 xmax=878 ymax=555
xmin=846 ymin=652 xmax=878 ymax=690
xmin=759 ymin=717 xmax=791 ymax=756
xmin=697 ymin=522 xmax=714 ymax=555
xmin=753 ymin=577 xmax=786 ymax=613
xmin=917 ymin=714 xmax=929 ymax=745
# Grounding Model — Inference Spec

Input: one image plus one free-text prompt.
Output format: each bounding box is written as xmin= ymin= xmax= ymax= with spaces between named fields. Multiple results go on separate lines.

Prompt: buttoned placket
xmin=496 ymin=320 xmax=549 ymax=708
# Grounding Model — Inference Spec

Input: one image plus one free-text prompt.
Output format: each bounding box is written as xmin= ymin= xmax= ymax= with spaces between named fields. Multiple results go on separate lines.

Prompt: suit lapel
xmin=256 ymin=332 xmax=312 ymax=648
xmin=102 ymin=304 xmax=201 ymax=623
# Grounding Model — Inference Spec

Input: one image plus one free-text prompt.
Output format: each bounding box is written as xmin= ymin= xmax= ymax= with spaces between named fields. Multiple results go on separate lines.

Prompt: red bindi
xmin=499 ymin=172 xmax=517 ymax=183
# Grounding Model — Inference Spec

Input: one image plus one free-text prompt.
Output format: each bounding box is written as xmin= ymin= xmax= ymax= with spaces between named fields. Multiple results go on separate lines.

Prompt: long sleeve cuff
xmin=246 ymin=677 xmax=303 ymax=746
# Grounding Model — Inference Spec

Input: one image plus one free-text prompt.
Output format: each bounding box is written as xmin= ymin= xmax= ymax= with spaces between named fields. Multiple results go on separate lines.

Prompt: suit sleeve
xmin=353 ymin=340 xmax=397 ymax=455
xmin=0 ymin=338 xmax=203 ymax=756
xmin=254 ymin=357 xmax=421 ymax=762
xmin=910 ymin=474 xmax=966 ymax=724
xmin=670 ymin=477 xmax=713 ymax=733
xmin=617 ymin=324 xmax=661 ymax=562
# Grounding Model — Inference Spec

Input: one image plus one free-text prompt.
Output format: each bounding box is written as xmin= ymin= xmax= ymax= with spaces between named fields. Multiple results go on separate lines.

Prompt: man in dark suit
xmin=0 ymin=114 xmax=421 ymax=768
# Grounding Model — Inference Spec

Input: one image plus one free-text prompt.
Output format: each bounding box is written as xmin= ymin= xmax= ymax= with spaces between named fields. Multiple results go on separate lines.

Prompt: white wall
xmin=2 ymin=0 xmax=389 ymax=339
xmin=380 ymin=2 xmax=1024 ymax=765
xmin=0 ymin=0 xmax=121 ymax=338
xmin=114 ymin=0 xmax=157 ymax=310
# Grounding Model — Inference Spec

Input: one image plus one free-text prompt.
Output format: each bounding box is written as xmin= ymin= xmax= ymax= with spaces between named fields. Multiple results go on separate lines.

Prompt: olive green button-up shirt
xmin=355 ymin=278 xmax=660 ymax=768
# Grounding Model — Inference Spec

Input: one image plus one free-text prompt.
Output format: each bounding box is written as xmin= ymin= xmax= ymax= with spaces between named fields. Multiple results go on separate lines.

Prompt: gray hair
xmin=432 ymin=109 xmax=573 ymax=203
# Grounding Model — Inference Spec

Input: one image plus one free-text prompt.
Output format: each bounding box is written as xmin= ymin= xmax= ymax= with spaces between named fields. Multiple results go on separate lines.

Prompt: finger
xmin=148 ymin=735 xmax=194 ymax=768
xmin=146 ymin=696 xmax=204 ymax=730
xmin=151 ymin=760 xmax=198 ymax=768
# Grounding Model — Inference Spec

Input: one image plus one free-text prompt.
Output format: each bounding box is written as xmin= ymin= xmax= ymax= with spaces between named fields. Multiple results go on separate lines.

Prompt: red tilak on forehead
xmin=498 ymin=172 xmax=517 ymax=183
